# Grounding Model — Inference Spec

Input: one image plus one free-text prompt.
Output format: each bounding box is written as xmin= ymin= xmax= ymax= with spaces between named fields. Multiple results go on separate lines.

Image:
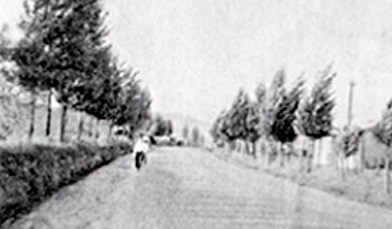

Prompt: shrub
xmin=0 ymin=142 xmax=132 ymax=227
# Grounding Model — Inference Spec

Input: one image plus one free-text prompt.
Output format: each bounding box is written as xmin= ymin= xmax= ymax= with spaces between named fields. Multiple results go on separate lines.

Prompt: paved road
xmin=11 ymin=147 xmax=392 ymax=229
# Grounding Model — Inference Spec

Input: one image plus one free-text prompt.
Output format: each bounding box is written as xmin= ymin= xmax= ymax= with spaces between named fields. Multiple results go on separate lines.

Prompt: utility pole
xmin=347 ymin=81 xmax=355 ymax=128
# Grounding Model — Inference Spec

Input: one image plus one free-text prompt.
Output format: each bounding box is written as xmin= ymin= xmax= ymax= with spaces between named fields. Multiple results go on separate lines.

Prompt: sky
xmin=1 ymin=0 xmax=392 ymax=128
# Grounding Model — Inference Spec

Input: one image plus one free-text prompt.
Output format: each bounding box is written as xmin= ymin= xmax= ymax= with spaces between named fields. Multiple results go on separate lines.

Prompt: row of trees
xmin=182 ymin=125 xmax=204 ymax=147
xmin=210 ymin=65 xmax=336 ymax=172
xmin=147 ymin=115 xmax=173 ymax=137
xmin=209 ymin=63 xmax=392 ymax=194
xmin=0 ymin=0 xmax=151 ymax=141
xmin=209 ymin=65 xmax=392 ymax=193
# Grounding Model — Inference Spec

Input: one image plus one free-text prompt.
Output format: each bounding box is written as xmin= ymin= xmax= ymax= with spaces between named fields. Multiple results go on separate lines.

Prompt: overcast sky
xmin=2 ymin=0 xmax=392 ymax=127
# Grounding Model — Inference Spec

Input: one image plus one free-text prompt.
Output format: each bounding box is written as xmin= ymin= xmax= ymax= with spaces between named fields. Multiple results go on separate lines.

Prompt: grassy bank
xmin=210 ymin=148 xmax=392 ymax=211
xmin=0 ymin=142 xmax=132 ymax=228
xmin=264 ymin=162 xmax=392 ymax=210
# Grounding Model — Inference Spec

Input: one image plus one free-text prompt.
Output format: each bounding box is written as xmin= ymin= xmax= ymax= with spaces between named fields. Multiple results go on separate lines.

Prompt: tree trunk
xmin=226 ymin=141 xmax=231 ymax=153
xmin=313 ymin=139 xmax=319 ymax=167
xmin=360 ymin=139 xmax=365 ymax=172
xmin=340 ymin=152 xmax=346 ymax=181
xmin=385 ymin=156 xmax=390 ymax=194
xmin=317 ymin=139 xmax=323 ymax=167
xmin=224 ymin=141 xmax=230 ymax=154
xmin=59 ymin=104 xmax=68 ymax=142
xmin=229 ymin=141 xmax=236 ymax=152
xmin=77 ymin=113 xmax=84 ymax=141
xmin=108 ymin=122 xmax=114 ymax=143
xmin=228 ymin=141 xmax=235 ymax=154
xmin=280 ymin=143 xmax=285 ymax=167
xmin=307 ymin=139 xmax=315 ymax=173
xmin=299 ymin=148 xmax=304 ymax=173
xmin=87 ymin=116 xmax=93 ymax=137
xmin=244 ymin=141 xmax=250 ymax=155
xmin=267 ymin=139 xmax=274 ymax=165
xmin=237 ymin=140 xmax=242 ymax=154
xmin=95 ymin=119 xmax=100 ymax=139
xmin=299 ymin=139 xmax=307 ymax=173
xmin=259 ymin=139 xmax=266 ymax=165
xmin=45 ymin=90 xmax=52 ymax=137
xmin=376 ymin=158 xmax=382 ymax=176
xmin=28 ymin=92 xmax=36 ymax=140
xmin=287 ymin=142 xmax=293 ymax=164
xmin=91 ymin=117 xmax=102 ymax=140
xmin=260 ymin=136 xmax=266 ymax=157
xmin=251 ymin=141 xmax=256 ymax=158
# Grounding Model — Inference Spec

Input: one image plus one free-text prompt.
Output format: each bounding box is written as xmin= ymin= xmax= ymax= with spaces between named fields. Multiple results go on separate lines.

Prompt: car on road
xmin=152 ymin=135 xmax=184 ymax=146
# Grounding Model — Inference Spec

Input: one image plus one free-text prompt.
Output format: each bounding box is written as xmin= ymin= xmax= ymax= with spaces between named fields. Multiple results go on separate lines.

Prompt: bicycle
xmin=135 ymin=151 xmax=147 ymax=170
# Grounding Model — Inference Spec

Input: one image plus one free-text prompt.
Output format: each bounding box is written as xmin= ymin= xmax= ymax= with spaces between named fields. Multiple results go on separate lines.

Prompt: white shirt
xmin=133 ymin=138 xmax=149 ymax=154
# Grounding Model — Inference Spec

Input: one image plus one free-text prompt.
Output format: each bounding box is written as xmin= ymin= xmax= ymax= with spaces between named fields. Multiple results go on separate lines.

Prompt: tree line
xmin=210 ymin=65 xmax=335 ymax=172
xmin=147 ymin=115 xmax=173 ymax=137
xmin=182 ymin=125 xmax=204 ymax=147
xmin=0 ymin=0 xmax=151 ymax=141
xmin=210 ymin=64 xmax=392 ymax=194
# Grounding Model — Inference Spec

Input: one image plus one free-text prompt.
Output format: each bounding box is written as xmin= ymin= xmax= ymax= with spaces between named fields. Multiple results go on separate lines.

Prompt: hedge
xmin=0 ymin=142 xmax=132 ymax=228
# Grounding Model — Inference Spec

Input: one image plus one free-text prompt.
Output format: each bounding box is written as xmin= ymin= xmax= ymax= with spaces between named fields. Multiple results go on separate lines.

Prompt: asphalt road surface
xmin=11 ymin=147 xmax=392 ymax=229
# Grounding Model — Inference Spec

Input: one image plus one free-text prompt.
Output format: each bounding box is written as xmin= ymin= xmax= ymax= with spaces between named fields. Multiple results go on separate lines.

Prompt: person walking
xmin=133 ymin=134 xmax=150 ymax=170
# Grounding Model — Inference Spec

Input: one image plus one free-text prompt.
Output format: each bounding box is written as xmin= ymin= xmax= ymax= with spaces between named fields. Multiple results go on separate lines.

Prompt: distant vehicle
xmin=153 ymin=135 xmax=171 ymax=145
xmin=173 ymin=136 xmax=184 ymax=146
xmin=152 ymin=135 xmax=184 ymax=146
